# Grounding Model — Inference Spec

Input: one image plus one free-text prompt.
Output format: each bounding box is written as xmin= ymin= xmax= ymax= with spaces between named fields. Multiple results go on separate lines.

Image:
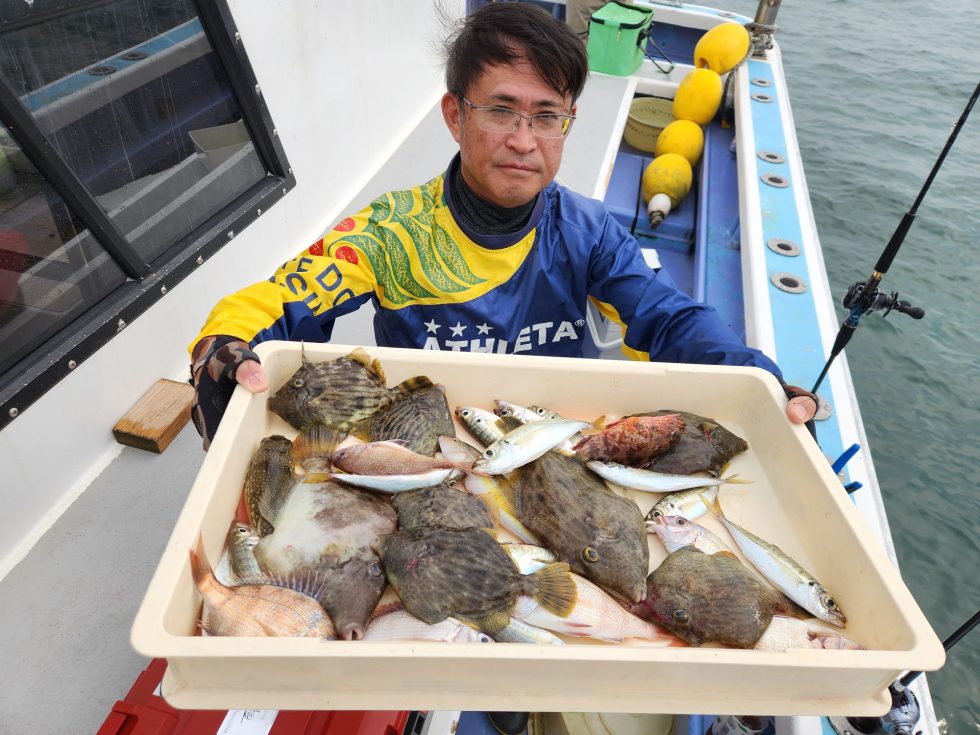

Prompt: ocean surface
xmin=709 ymin=1 xmax=979 ymax=732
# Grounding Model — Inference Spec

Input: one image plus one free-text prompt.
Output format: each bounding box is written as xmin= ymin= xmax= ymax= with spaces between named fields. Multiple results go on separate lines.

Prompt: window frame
xmin=0 ymin=0 xmax=294 ymax=431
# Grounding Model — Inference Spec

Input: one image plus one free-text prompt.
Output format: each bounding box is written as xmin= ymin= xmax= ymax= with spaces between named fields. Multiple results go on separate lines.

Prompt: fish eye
xmin=535 ymin=407 xmax=548 ymax=415
xmin=650 ymin=509 xmax=664 ymax=519
xmin=236 ymin=526 xmax=249 ymax=535
xmin=822 ymin=595 xmax=838 ymax=609
xmin=422 ymin=488 xmax=434 ymax=497
xmin=484 ymin=448 xmax=496 ymax=458
xmin=478 ymin=634 xmax=493 ymax=643
xmin=581 ymin=547 xmax=599 ymax=564
xmin=292 ymin=378 xmax=304 ymax=388
xmin=368 ymin=561 xmax=383 ymax=577
xmin=460 ymin=409 xmax=471 ymax=417
xmin=672 ymin=609 xmax=690 ymax=625
xmin=675 ymin=517 xmax=689 ymax=526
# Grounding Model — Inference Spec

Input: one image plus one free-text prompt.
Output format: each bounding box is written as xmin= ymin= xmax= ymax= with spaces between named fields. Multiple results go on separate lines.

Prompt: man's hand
xmin=190 ymin=336 xmax=269 ymax=450
xmin=783 ymin=384 xmax=818 ymax=425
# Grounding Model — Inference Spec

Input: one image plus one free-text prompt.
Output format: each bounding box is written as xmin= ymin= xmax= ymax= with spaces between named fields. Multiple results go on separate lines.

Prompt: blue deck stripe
xmin=747 ymin=58 xmax=848 ymax=476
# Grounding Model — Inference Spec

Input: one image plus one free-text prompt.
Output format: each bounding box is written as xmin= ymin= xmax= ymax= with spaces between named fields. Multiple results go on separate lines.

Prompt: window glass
xmin=0 ymin=124 xmax=127 ymax=377
xmin=0 ymin=0 xmax=268 ymax=264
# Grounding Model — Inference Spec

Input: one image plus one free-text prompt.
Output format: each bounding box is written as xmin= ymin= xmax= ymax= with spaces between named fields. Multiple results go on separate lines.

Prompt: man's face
xmin=442 ymin=58 xmax=574 ymax=208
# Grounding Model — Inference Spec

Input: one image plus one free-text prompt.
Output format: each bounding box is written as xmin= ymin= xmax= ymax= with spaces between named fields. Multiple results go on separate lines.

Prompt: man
xmin=189 ymin=3 xmax=816 ymax=449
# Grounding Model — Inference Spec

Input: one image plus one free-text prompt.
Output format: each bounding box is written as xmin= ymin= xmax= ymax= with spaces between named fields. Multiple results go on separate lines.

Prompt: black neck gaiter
xmin=449 ymin=163 xmax=536 ymax=236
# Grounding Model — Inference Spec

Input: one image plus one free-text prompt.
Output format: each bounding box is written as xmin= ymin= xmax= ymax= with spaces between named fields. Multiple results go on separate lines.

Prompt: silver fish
xmin=649 ymin=486 xmax=719 ymax=521
xmin=646 ymin=514 xmax=731 ymax=555
xmin=455 ymin=406 xmax=506 ymax=447
xmin=493 ymin=400 xmax=539 ymax=424
xmin=362 ymin=610 xmax=494 ymax=643
xmin=472 ymin=417 xmax=603 ymax=475
xmin=587 ymin=461 xmax=743 ymax=494
xmin=494 ymin=617 xmax=565 ymax=645
xmin=704 ymin=494 xmax=847 ymax=628
xmin=528 ymin=405 xmax=587 ymax=448
xmin=226 ymin=521 xmax=263 ymax=580
xmin=330 ymin=468 xmax=458 ymax=493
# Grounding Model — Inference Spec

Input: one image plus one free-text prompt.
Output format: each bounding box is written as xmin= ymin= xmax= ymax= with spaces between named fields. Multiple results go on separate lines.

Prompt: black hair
xmin=443 ymin=3 xmax=588 ymax=104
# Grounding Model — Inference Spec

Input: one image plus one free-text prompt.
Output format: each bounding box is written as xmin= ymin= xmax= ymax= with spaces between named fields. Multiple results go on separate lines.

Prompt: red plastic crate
xmin=97 ymin=659 xmax=409 ymax=735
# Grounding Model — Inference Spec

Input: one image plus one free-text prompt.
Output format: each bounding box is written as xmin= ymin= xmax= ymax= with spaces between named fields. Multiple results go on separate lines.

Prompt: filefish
xmin=370 ymin=383 xmax=455 ymax=456
xmin=362 ymin=610 xmax=494 ymax=643
xmin=330 ymin=440 xmax=470 ymax=475
xmin=703 ymin=495 xmax=847 ymax=627
xmin=573 ymin=414 xmax=685 ymax=466
xmin=243 ymin=435 xmax=294 ymax=536
xmin=267 ymin=347 xmax=433 ymax=432
xmin=380 ymin=526 xmax=577 ymax=636
xmin=646 ymin=514 xmax=731 ymax=556
xmin=226 ymin=521 xmax=263 ymax=580
xmin=648 ymin=486 xmax=719 ymax=522
xmin=189 ymin=536 xmax=335 ymax=638
xmin=455 ymin=406 xmax=506 ymax=447
xmin=472 ymin=415 xmax=604 ymax=475
xmin=438 ymin=436 xmax=540 ymax=544
xmin=586 ymin=461 xmax=744 ymax=494
xmin=392 ymin=483 xmax=494 ymax=532
xmin=514 ymin=451 xmax=649 ymax=602
xmin=753 ymin=615 xmax=864 ymax=652
xmin=629 ymin=546 xmax=786 ymax=648
xmin=255 ymin=476 xmax=397 ymax=640
xmin=636 ymin=410 xmax=748 ymax=476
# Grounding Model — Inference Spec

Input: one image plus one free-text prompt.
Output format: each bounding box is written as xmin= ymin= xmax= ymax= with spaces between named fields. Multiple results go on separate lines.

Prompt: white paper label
xmin=217 ymin=709 xmax=279 ymax=735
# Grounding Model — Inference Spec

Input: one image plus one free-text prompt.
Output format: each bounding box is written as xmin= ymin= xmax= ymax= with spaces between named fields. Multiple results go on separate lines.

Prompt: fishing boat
xmin=0 ymin=1 xmax=954 ymax=734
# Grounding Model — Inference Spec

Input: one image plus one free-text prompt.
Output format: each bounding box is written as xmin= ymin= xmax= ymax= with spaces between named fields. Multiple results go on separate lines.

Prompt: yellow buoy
xmin=641 ymin=153 xmax=692 ymax=226
xmin=654 ymin=119 xmax=705 ymax=167
xmin=672 ymin=68 xmax=723 ymax=125
xmin=694 ymin=23 xmax=751 ymax=75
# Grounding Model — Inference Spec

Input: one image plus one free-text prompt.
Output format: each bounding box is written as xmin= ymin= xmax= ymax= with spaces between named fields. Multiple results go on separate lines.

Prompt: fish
xmin=513 ymin=451 xmax=649 ymax=602
xmin=226 ymin=521 xmax=264 ymax=580
xmin=380 ymin=526 xmax=577 ymax=636
xmin=493 ymin=399 xmax=540 ymax=424
xmin=753 ymin=615 xmax=864 ymax=652
xmin=330 ymin=440 xmax=470 ymax=475
xmin=493 ymin=617 xmax=565 ymax=645
xmin=255 ymin=475 xmax=397 ymax=640
xmin=646 ymin=514 xmax=732 ymax=555
xmin=392 ymin=482 xmax=494 ymax=532
xmin=511 ymin=574 xmax=682 ymax=645
xmin=500 ymin=542 xmax=557 ymax=572
xmin=438 ymin=436 xmax=540 ymax=544
xmin=242 ymin=435 xmax=294 ymax=536
xmin=636 ymin=409 xmax=748 ymax=476
xmin=648 ymin=486 xmax=719 ymax=522
xmin=189 ymin=536 xmax=335 ymax=638
xmin=455 ymin=406 xmax=507 ymax=447
xmin=629 ymin=546 xmax=787 ymax=648
xmin=329 ymin=468 xmax=458 ymax=494
xmin=702 ymin=495 xmax=847 ymax=628
xmin=362 ymin=610 xmax=494 ymax=643
xmin=266 ymin=347 xmax=433 ymax=432
xmin=472 ymin=415 xmax=604 ymax=475
xmin=573 ymin=414 xmax=685 ymax=466
xmin=369 ymin=383 xmax=455 ymax=456
xmin=585 ymin=461 xmax=745 ymax=494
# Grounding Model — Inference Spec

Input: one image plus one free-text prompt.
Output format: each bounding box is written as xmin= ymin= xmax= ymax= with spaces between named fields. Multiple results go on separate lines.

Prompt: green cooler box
xmin=587 ymin=2 xmax=655 ymax=76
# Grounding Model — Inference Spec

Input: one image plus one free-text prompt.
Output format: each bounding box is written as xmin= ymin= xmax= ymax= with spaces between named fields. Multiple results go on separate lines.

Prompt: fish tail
xmin=699 ymin=491 xmax=725 ymax=518
xmin=585 ymin=415 xmax=606 ymax=433
xmin=721 ymin=474 xmax=752 ymax=485
xmin=292 ymin=425 xmax=347 ymax=467
xmin=393 ymin=375 xmax=434 ymax=396
xmin=530 ymin=562 xmax=578 ymax=618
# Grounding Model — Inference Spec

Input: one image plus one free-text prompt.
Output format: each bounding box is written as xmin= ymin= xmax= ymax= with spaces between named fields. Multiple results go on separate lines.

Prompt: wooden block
xmin=113 ymin=378 xmax=195 ymax=453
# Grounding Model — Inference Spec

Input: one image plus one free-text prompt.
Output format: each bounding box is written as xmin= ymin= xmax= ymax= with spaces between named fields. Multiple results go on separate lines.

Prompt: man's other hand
xmin=783 ymin=384 xmax=818 ymax=425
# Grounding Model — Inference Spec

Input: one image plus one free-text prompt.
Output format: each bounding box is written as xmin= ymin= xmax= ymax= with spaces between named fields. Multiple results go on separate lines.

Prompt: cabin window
xmin=0 ymin=0 xmax=292 ymax=429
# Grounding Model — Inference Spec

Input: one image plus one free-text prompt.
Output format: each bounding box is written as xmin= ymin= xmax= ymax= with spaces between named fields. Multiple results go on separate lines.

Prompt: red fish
xmin=573 ymin=414 xmax=685 ymax=466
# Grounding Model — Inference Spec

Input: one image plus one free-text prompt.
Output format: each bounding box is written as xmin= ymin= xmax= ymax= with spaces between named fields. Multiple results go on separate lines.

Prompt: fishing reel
xmin=840 ymin=681 xmax=922 ymax=735
xmin=842 ymin=282 xmax=926 ymax=320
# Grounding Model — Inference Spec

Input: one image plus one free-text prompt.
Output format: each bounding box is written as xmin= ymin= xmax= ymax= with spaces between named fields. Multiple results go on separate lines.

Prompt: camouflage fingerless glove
xmin=189 ymin=335 xmax=260 ymax=450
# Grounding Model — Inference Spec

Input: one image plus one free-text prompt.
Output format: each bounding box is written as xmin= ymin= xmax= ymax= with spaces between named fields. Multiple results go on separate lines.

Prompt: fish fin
xmin=393 ymin=375 xmax=434 ymax=396
xmin=589 ymin=415 xmax=607 ymax=431
xmin=188 ymin=534 xmax=210 ymax=588
xmin=469 ymin=611 xmax=512 ymax=637
xmin=347 ymin=347 xmax=373 ymax=369
xmin=699 ymin=491 xmax=725 ymax=519
xmin=293 ymin=425 xmax=347 ymax=467
xmin=235 ymin=568 xmax=325 ymax=600
xmin=531 ymin=562 xmax=578 ymax=618
xmin=713 ymin=550 xmax=740 ymax=560
xmin=774 ymin=595 xmax=812 ymax=620
xmin=495 ymin=415 xmax=523 ymax=433
xmin=381 ymin=439 xmax=411 ymax=447
xmin=721 ymin=474 xmax=752 ymax=485
xmin=370 ymin=358 xmax=386 ymax=383
xmin=302 ymin=472 xmax=332 ymax=484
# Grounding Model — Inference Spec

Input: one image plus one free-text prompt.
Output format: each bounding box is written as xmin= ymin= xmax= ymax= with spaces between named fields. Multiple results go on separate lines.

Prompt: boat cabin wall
xmin=0 ymin=1 xmax=466 ymax=580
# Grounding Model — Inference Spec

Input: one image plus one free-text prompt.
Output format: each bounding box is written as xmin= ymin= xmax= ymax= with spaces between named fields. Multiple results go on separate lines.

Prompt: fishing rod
xmin=811 ymin=79 xmax=980 ymax=394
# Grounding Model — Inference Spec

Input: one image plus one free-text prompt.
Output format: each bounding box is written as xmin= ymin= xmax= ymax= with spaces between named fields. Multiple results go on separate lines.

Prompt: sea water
xmin=708 ymin=1 xmax=979 ymax=732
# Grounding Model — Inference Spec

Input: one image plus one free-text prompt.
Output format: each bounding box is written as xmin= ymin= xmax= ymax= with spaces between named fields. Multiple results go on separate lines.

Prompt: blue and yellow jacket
xmin=191 ymin=158 xmax=781 ymax=377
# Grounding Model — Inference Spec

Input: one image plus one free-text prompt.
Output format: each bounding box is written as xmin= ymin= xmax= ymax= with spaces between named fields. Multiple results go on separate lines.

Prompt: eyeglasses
xmin=461 ymin=97 xmax=575 ymax=139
